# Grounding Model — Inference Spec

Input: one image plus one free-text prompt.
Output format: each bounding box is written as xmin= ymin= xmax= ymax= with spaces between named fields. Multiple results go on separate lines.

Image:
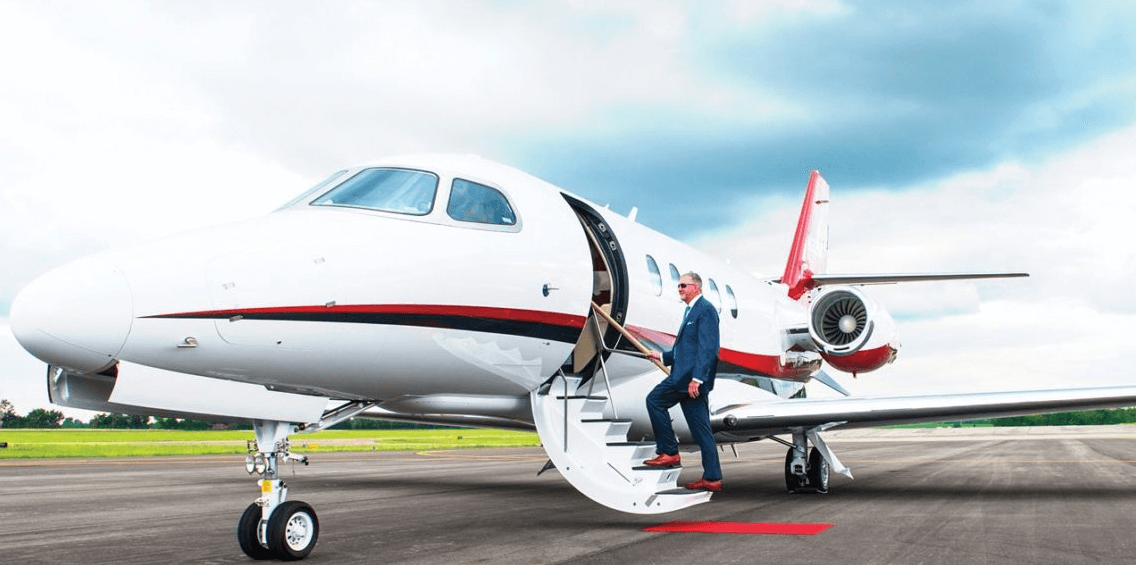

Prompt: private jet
xmin=12 ymin=154 xmax=1136 ymax=560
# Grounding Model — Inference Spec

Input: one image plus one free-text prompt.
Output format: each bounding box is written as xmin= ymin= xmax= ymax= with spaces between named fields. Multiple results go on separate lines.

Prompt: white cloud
xmin=0 ymin=1 xmax=795 ymax=302
xmin=722 ymin=0 xmax=849 ymax=23
xmin=697 ymin=123 xmax=1136 ymax=397
xmin=2 ymin=1 xmax=1134 ymax=416
xmin=0 ymin=321 xmax=92 ymax=418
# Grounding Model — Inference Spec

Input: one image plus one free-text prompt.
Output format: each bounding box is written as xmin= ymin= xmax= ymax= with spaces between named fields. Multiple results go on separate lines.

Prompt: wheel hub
xmin=285 ymin=512 xmax=315 ymax=550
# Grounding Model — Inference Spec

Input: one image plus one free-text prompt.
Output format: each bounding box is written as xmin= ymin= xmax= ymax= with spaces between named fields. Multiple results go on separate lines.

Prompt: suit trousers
xmin=646 ymin=379 xmax=722 ymax=481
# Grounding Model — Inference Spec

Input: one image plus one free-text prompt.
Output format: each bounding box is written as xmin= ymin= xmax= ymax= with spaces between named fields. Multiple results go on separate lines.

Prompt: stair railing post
xmin=562 ymin=370 xmax=569 ymax=452
xmin=584 ymin=313 xmax=607 ymax=399
xmin=595 ymin=348 xmax=618 ymax=419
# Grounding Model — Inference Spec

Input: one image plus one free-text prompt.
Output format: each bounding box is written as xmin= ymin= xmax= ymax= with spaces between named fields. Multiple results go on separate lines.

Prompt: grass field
xmin=886 ymin=421 xmax=994 ymax=428
xmin=0 ymin=428 xmax=541 ymax=459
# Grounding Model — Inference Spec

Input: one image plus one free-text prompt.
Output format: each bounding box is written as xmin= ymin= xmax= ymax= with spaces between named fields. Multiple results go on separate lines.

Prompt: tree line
xmin=0 ymin=399 xmax=444 ymax=430
xmin=989 ymin=407 xmax=1136 ymax=426
xmin=0 ymin=400 xmax=210 ymax=429
xmin=12 ymin=397 xmax=1134 ymax=429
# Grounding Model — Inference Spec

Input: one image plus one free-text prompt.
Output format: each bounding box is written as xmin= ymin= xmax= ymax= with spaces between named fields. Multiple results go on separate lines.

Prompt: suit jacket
xmin=662 ymin=295 xmax=720 ymax=393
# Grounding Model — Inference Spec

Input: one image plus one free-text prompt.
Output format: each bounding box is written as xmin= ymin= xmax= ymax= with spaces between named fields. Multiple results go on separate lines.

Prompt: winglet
xmin=781 ymin=171 xmax=830 ymax=300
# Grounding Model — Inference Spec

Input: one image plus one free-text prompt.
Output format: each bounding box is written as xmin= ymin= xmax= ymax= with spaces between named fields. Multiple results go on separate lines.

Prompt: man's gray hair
xmin=682 ymin=272 xmax=702 ymax=286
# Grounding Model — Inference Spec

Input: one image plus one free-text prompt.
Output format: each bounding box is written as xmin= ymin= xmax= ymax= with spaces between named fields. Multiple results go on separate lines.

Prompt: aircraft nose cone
xmin=10 ymin=256 xmax=134 ymax=373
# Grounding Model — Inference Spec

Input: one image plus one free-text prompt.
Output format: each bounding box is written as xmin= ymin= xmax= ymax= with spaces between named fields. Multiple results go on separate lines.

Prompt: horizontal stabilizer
xmin=809 ymin=272 xmax=1028 ymax=286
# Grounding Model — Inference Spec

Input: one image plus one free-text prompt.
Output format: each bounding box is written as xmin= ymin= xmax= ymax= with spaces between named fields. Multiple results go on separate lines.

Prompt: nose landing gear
xmin=236 ymin=421 xmax=319 ymax=561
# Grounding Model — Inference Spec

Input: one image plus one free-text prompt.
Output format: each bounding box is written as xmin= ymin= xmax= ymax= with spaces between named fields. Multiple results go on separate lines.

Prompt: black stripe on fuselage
xmin=148 ymin=310 xmax=584 ymax=344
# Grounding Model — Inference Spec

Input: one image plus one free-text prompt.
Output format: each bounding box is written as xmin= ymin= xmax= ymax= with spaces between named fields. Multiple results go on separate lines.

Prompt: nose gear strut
xmin=235 ymin=401 xmax=375 ymax=561
xmin=236 ymin=420 xmax=318 ymax=561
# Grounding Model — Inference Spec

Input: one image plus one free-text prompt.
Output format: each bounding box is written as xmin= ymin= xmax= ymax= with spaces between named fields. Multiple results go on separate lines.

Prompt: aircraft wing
xmin=712 ymin=385 xmax=1136 ymax=437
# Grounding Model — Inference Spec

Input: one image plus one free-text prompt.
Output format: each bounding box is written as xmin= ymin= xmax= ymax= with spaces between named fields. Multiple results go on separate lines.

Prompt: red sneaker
xmin=643 ymin=453 xmax=681 ymax=467
xmin=685 ymin=478 xmax=722 ymax=492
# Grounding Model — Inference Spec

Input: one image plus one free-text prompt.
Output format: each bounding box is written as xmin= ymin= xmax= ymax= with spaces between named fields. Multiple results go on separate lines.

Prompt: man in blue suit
xmin=644 ymin=272 xmax=722 ymax=492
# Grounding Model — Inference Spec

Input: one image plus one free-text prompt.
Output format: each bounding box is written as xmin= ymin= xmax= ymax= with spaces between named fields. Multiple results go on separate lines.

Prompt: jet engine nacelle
xmin=807 ymin=286 xmax=898 ymax=374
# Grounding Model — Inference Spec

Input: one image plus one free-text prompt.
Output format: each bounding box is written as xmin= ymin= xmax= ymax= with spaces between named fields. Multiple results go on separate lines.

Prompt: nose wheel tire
xmin=266 ymin=500 xmax=320 ymax=561
xmin=237 ymin=503 xmax=275 ymax=560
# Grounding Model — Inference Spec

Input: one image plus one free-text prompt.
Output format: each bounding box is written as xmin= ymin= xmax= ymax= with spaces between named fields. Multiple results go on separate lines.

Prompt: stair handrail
xmin=590 ymin=301 xmax=671 ymax=376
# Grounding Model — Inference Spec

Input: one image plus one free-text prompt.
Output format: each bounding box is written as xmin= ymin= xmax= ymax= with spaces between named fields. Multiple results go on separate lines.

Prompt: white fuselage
xmin=12 ymin=154 xmax=814 ymax=423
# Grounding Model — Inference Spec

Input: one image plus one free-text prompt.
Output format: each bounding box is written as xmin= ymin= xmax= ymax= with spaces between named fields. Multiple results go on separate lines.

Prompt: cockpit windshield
xmin=310 ymin=168 xmax=438 ymax=216
xmin=276 ymin=170 xmax=349 ymax=210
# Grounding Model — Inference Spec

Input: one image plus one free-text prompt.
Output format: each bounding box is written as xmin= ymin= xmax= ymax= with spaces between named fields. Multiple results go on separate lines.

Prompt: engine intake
xmin=808 ymin=287 xmax=874 ymax=356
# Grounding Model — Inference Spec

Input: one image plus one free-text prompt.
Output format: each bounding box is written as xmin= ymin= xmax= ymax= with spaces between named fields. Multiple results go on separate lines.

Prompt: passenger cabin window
xmin=706 ymin=279 xmax=722 ymax=313
xmin=668 ymin=264 xmax=680 ymax=286
xmin=447 ymin=179 xmax=516 ymax=225
xmin=725 ymin=284 xmax=738 ymax=319
xmin=311 ymin=168 xmax=437 ymax=215
xmin=646 ymin=255 xmax=662 ymax=296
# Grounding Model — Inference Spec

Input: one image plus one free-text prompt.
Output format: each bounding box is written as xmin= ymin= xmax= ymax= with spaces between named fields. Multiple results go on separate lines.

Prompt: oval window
xmin=646 ymin=255 xmax=662 ymax=296
xmin=725 ymin=284 xmax=738 ymax=319
xmin=707 ymin=279 xmax=722 ymax=313
xmin=668 ymin=264 xmax=680 ymax=287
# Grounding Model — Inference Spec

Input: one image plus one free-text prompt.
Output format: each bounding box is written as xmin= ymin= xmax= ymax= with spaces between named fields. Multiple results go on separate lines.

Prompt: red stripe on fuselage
xmin=148 ymin=304 xmax=587 ymax=329
xmin=625 ymin=324 xmax=799 ymax=380
xmin=623 ymin=324 xmax=675 ymax=348
xmin=148 ymin=305 xmax=790 ymax=378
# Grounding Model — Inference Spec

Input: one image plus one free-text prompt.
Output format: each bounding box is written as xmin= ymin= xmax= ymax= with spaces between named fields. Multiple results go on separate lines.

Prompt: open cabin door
xmin=532 ymin=197 xmax=712 ymax=513
xmin=561 ymin=195 xmax=629 ymax=378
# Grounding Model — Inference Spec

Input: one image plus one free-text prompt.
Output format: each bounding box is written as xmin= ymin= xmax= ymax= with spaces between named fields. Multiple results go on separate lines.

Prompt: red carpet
xmin=643 ymin=520 xmax=833 ymax=535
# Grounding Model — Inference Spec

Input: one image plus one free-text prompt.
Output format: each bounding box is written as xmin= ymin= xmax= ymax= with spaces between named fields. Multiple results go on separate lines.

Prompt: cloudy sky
xmin=2 ymin=0 xmax=1135 ymax=417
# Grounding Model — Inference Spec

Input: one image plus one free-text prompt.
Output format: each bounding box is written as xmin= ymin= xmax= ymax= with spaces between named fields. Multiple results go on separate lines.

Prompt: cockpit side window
xmin=310 ymin=168 xmax=438 ymax=216
xmin=447 ymin=178 xmax=516 ymax=225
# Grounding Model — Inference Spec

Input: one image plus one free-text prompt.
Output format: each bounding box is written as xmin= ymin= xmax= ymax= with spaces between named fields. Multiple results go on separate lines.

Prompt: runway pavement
xmin=4 ymin=426 xmax=1136 ymax=564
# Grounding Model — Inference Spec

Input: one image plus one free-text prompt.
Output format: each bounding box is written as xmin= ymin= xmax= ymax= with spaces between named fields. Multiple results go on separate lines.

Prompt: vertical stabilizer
xmin=781 ymin=171 xmax=830 ymax=300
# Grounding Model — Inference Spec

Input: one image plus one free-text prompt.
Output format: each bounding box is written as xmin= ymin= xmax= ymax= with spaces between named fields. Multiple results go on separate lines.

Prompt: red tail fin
xmin=781 ymin=171 xmax=830 ymax=300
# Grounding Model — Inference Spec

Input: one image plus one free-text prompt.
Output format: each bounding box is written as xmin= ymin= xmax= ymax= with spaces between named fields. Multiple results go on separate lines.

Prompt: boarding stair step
xmin=655 ymin=488 xmax=707 ymax=496
xmin=531 ymin=372 xmax=713 ymax=514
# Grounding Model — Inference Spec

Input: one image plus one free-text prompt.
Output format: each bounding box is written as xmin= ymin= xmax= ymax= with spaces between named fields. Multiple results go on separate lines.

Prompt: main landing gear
xmin=237 ymin=420 xmax=319 ymax=561
xmin=782 ymin=430 xmax=829 ymax=494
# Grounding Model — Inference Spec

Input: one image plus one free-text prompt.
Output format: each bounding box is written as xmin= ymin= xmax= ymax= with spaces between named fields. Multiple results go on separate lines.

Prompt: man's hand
xmin=687 ymin=380 xmax=700 ymax=398
xmin=646 ymin=350 xmax=661 ymax=361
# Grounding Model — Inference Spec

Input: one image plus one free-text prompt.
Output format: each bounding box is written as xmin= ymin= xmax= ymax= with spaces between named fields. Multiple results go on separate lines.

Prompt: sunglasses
xmin=677 ymin=283 xmax=697 ymax=289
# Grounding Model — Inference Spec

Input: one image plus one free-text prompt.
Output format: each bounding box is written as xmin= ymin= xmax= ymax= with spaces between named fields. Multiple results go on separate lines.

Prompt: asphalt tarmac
xmin=4 ymin=426 xmax=1136 ymax=564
